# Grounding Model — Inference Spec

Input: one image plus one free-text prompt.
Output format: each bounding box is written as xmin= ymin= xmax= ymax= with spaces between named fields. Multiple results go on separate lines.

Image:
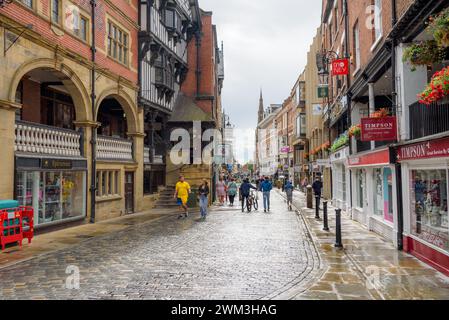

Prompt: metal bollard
xmin=315 ymin=195 xmax=320 ymax=219
xmin=335 ymin=209 xmax=343 ymax=248
xmin=323 ymin=201 xmax=329 ymax=231
xmin=306 ymin=185 xmax=313 ymax=209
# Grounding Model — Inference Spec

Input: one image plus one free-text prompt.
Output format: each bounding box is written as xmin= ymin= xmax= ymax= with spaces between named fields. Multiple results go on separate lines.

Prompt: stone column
xmin=128 ymin=131 xmax=146 ymax=212
xmin=0 ymin=100 xmax=21 ymax=200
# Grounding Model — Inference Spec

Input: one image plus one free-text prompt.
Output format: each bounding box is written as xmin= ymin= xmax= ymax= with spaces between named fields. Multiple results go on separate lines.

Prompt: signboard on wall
xmin=317 ymin=85 xmax=329 ymax=98
xmin=397 ymin=136 xmax=449 ymax=161
xmin=312 ymin=104 xmax=323 ymax=116
xmin=361 ymin=117 xmax=397 ymax=142
xmin=331 ymin=59 xmax=349 ymax=76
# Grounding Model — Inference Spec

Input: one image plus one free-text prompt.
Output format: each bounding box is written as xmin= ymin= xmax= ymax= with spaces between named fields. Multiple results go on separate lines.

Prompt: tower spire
xmin=258 ymin=88 xmax=264 ymax=124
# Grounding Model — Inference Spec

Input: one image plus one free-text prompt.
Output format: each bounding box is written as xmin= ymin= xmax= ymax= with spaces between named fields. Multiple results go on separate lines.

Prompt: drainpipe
xmin=90 ymin=0 xmax=97 ymax=223
xmin=391 ymin=0 xmax=403 ymax=250
xmin=195 ymin=31 xmax=201 ymax=97
xmin=343 ymin=0 xmax=354 ymax=212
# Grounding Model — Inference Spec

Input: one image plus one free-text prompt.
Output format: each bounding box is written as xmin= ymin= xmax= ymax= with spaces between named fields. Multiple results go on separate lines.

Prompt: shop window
xmin=356 ymin=169 xmax=366 ymax=209
xmin=96 ymin=170 xmax=120 ymax=198
xmin=16 ymin=170 xmax=86 ymax=226
xmin=383 ymin=168 xmax=394 ymax=223
xmin=373 ymin=168 xmax=383 ymax=216
xmin=411 ymin=169 xmax=449 ymax=251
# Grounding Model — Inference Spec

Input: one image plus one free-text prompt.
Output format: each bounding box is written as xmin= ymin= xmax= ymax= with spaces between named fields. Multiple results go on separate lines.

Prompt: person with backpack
xmin=259 ymin=176 xmax=273 ymax=213
xmin=227 ymin=178 xmax=238 ymax=207
xmin=284 ymin=180 xmax=294 ymax=211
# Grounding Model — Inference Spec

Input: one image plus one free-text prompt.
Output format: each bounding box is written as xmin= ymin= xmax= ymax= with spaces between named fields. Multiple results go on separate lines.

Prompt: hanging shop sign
xmin=317 ymin=85 xmax=329 ymax=98
xmin=361 ymin=116 xmax=397 ymax=142
xmin=331 ymin=59 xmax=349 ymax=76
xmin=41 ymin=159 xmax=73 ymax=170
xmin=312 ymin=104 xmax=323 ymax=116
xmin=280 ymin=146 xmax=291 ymax=153
xmin=397 ymin=136 xmax=449 ymax=161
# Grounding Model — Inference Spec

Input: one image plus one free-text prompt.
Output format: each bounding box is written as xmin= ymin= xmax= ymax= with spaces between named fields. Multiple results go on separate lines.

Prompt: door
xmin=125 ymin=172 xmax=134 ymax=214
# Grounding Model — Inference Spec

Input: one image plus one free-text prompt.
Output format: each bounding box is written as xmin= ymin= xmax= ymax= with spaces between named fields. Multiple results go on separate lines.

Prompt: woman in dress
xmin=216 ymin=177 xmax=227 ymax=205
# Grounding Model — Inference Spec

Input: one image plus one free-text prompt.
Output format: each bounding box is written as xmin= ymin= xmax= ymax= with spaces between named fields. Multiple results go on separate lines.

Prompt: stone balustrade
xmin=97 ymin=135 xmax=133 ymax=161
xmin=15 ymin=121 xmax=82 ymax=157
xmin=144 ymin=146 xmax=165 ymax=165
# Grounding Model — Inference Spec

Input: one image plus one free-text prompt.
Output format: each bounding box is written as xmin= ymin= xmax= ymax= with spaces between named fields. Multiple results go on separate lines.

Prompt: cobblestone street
xmin=0 ymin=193 xmax=323 ymax=300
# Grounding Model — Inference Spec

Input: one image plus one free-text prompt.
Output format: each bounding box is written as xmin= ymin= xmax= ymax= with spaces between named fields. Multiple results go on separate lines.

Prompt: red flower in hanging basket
xmin=370 ymin=108 xmax=390 ymax=119
xmin=348 ymin=124 xmax=362 ymax=138
xmin=419 ymin=66 xmax=449 ymax=105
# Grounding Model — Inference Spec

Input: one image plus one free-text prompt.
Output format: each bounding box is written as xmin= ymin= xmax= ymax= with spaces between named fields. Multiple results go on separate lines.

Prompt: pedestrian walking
xmin=174 ymin=175 xmax=191 ymax=219
xmin=312 ymin=177 xmax=323 ymax=209
xmin=227 ymin=178 xmax=238 ymax=207
xmin=239 ymin=178 xmax=257 ymax=212
xmin=216 ymin=178 xmax=227 ymax=205
xmin=259 ymin=176 xmax=273 ymax=213
xmin=284 ymin=180 xmax=294 ymax=211
xmin=301 ymin=177 xmax=309 ymax=193
xmin=198 ymin=179 xmax=210 ymax=220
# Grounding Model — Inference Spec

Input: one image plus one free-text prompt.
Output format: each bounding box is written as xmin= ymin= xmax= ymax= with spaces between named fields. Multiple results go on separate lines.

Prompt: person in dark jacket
xmin=198 ymin=180 xmax=210 ymax=219
xmin=312 ymin=177 xmax=323 ymax=197
xmin=239 ymin=179 xmax=257 ymax=213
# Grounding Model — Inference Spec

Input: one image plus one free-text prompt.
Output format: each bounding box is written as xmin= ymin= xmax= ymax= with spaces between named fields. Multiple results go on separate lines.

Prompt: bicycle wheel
xmin=247 ymin=198 xmax=252 ymax=212
xmin=253 ymin=198 xmax=259 ymax=211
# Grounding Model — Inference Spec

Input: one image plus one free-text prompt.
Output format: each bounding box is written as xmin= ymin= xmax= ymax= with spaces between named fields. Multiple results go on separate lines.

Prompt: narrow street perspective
xmin=1 ymin=0 xmax=449 ymax=306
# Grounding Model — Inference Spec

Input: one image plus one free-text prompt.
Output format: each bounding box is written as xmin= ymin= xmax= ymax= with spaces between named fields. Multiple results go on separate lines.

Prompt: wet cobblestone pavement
xmin=0 ymin=193 xmax=323 ymax=300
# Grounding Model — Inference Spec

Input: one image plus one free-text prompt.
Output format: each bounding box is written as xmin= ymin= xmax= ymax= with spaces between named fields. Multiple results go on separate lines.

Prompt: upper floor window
xmin=107 ymin=22 xmax=129 ymax=65
xmin=74 ymin=15 xmax=88 ymax=41
xmin=19 ymin=0 xmax=33 ymax=8
xmin=373 ymin=0 xmax=383 ymax=42
xmin=51 ymin=0 xmax=62 ymax=25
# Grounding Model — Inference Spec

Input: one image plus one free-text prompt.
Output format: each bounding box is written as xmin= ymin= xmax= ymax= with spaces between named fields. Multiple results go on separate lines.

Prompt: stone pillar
xmin=129 ymin=132 xmax=146 ymax=212
xmin=0 ymin=100 xmax=21 ymax=200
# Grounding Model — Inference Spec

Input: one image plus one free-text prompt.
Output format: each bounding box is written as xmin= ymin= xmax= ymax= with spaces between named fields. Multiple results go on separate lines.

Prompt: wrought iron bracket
xmin=3 ymin=23 xmax=33 ymax=56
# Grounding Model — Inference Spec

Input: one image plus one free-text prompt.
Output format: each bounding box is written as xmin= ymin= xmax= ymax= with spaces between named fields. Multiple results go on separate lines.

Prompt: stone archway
xmin=8 ymin=58 xmax=91 ymax=123
xmin=95 ymin=88 xmax=139 ymax=135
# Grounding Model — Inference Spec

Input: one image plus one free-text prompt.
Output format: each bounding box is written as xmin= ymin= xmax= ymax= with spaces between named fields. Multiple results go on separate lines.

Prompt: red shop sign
xmin=397 ymin=137 xmax=449 ymax=161
xmin=348 ymin=149 xmax=390 ymax=167
xmin=361 ymin=116 xmax=397 ymax=142
xmin=331 ymin=59 xmax=349 ymax=76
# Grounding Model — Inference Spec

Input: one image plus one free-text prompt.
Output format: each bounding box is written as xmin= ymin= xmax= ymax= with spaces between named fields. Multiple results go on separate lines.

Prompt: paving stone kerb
xmin=0 ymin=193 xmax=323 ymax=300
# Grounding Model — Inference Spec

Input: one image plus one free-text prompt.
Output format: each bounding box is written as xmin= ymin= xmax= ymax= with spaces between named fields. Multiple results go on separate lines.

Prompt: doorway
xmin=125 ymin=172 xmax=134 ymax=214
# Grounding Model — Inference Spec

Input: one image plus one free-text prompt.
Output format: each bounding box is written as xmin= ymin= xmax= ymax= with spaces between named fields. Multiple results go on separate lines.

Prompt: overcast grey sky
xmin=199 ymin=0 xmax=322 ymax=163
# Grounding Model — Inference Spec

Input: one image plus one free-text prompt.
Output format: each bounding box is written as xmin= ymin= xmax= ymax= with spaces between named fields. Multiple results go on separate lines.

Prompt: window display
xmin=16 ymin=171 xmax=86 ymax=226
xmin=383 ymin=168 xmax=394 ymax=223
xmin=410 ymin=169 xmax=449 ymax=251
xmin=373 ymin=168 xmax=383 ymax=216
xmin=356 ymin=169 xmax=366 ymax=208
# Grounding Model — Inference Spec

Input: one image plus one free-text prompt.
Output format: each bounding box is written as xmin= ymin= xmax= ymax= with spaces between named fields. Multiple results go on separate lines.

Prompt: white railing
xmin=97 ymin=136 xmax=133 ymax=161
xmin=15 ymin=121 xmax=82 ymax=157
xmin=144 ymin=147 xmax=151 ymax=164
xmin=144 ymin=146 xmax=164 ymax=165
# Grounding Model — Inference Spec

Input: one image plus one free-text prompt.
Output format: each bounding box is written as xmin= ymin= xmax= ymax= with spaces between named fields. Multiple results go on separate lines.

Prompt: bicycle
xmin=247 ymin=190 xmax=259 ymax=212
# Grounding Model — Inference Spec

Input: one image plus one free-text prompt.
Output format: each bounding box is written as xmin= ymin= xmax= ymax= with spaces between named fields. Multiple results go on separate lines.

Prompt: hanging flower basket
xmin=402 ymin=40 xmax=446 ymax=71
xmin=303 ymin=153 xmax=310 ymax=160
xmin=330 ymin=132 xmax=349 ymax=153
xmin=348 ymin=124 xmax=362 ymax=139
xmin=321 ymin=141 xmax=331 ymax=152
xmin=419 ymin=66 xmax=449 ymax=105
xmin=428 ymin=9 xmax=449 ymax=48
xmin=370 ymin=108 xmax=390 ymax=119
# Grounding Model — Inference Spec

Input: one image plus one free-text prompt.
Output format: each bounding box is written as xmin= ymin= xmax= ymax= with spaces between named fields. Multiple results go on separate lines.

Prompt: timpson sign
xmin=361 ymin=117 xmax=397 ymax=142
xmin=397 ymin=137 xmax=449 ymax=162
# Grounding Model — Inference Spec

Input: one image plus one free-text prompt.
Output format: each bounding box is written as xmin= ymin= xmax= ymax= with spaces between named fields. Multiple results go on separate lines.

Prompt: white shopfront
xmin=330 ymin=147 xmax=351 ymax=212
xmin=349 ymin=148 xmax=398 ymax=245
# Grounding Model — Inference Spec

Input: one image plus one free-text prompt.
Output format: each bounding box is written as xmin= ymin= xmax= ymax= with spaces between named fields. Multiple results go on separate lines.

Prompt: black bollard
xmin=315 ymin=195 xmax=320 ymax=219
xmin=323 ymin=201 xmax=329 ymax=231
xmin=335 ymin=209 xmax=343 ymax=248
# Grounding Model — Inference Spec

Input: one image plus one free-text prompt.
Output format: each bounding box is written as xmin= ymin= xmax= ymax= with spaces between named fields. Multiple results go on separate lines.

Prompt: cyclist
xmin=284 ymin=180 xmax=294 ymax=211
xmin=239 ymin=178 xmax=257 ymax=213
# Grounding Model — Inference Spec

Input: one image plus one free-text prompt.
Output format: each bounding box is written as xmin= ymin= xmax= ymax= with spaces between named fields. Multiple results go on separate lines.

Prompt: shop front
xmin=398 ymin=136 xmax=449 ymax=275
xmin=15 ymin=157 xmax=87 ymax=228
xmin=330 ymin=147 xmax=350 ymax=212
xmin=348 ymin=148 xmax=398 ymax=244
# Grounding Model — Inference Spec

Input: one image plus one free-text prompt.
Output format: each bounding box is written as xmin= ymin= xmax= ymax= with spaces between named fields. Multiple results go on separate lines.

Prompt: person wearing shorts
xmin=174 ymin=175 xmax=191 ymax=219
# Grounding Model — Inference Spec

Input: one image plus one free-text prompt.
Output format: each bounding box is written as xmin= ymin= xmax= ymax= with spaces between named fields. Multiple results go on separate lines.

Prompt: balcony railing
xmin=410 ymin=101 xmax=449 ymax=140
xmin=144 ymin=146 xmax=164 ymax=165
xmin=15 ymin=121 xmax=82 ymax=157
xmin=97 ymin=136 xmax=133 ymax=161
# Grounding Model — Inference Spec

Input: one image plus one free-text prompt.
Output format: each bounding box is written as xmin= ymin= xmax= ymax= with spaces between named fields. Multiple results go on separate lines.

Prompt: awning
xmin=348 ymin=148 xmax=391 ymax=168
